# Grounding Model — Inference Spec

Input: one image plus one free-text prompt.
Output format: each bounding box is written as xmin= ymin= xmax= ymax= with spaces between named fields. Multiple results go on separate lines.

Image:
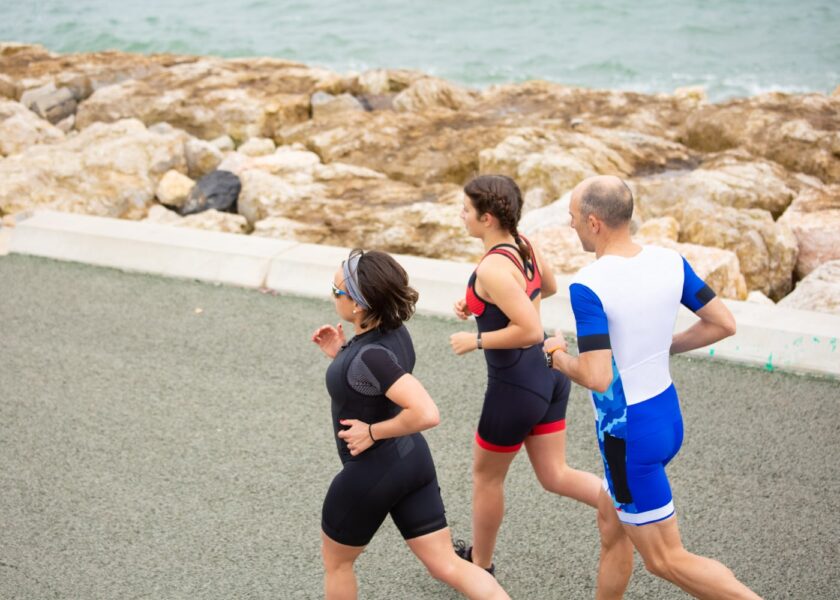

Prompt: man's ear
xmin=587 ymin=213 xmax=600 ymax=233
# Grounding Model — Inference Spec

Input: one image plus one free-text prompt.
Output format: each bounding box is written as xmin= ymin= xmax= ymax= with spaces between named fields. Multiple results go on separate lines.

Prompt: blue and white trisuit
xmin=570 ymin=246 xmax=716 ymax=526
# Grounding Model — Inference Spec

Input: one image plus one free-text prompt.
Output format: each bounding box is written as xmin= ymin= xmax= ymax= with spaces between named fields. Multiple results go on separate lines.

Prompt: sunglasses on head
xmin=331 ymin=282 xmax=349 ymax=298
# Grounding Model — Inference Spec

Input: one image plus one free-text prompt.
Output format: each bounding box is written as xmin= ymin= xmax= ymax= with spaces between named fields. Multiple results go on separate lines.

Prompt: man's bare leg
xmin=595 ymin=489 xmax=634 ymax=600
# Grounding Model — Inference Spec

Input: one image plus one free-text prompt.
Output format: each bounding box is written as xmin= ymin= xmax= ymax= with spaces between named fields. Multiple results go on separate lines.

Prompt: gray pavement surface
xmin=1 ymin=255 xmax=838 ymax=600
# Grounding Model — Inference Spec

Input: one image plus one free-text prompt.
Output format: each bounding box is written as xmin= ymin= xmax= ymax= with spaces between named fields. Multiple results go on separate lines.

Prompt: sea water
xmin=2 ymin=0 xmax=838 ymax=101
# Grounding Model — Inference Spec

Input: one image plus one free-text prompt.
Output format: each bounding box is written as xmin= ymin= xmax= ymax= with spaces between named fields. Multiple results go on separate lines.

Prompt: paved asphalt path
xmin=1 ymin=255 xmax=838 ymax=599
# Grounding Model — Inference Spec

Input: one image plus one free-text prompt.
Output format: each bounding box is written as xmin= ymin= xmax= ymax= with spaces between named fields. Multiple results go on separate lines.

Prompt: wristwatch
xmin=476 ymin=331 xmax=483 ymax=350
xmin=544 ymin=344 xmax=564 ymax=368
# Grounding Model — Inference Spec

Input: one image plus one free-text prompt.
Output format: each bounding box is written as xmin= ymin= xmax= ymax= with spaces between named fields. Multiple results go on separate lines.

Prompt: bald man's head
xmin=573 ymin=176 xmax=634 ymax=228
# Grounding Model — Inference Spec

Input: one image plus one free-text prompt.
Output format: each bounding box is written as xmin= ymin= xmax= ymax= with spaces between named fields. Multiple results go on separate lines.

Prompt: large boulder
xmin=682 ymin=92 xmax=840 ymax=184
xmin=278 ymin=109 xmax=515 ymax=186
xmin=367 ymin=192 xmax=484 ymax=261
xmin=632 ymin=151 xmax=798 ymax=218
xmin=530 ymin=226 xmax=594 ymax=275
xmin=0 ymin=99 xmax=64 ymax=156
xmin=777 ymin=260 xmax=840 ymax=315
xmin=0 ymin=118 xmax=185 ymax=218
xmin=479 ymin=129 xmax=630 ymax=204
xmin=1 ymin=44 xmax=183 ymax=107
xmin=75 ymin=58 xmax=344 ymax=141
xmin=777 ymin=184 xmax=840 ymax=279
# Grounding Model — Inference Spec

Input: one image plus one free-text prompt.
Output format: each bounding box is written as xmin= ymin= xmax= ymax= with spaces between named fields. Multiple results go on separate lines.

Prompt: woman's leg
xmin=321 ymin=530 xmax=366 ymax=600
xmin=407 ymin=528 xmax=510 ymax=600
xmin=524 ymin=430 xmax=601 ymax=507
xmin=470 ymin=441 xmax=518 ymax=569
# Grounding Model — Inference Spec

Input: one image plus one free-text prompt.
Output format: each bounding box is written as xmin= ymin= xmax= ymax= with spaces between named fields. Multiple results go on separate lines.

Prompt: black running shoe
xmin=452 ymin=539 xmax=496 ymax=577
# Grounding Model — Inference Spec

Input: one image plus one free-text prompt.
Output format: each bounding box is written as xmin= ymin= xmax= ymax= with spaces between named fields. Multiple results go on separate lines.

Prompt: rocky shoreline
xmin=1 ymin=43 xmax=838 ymax=313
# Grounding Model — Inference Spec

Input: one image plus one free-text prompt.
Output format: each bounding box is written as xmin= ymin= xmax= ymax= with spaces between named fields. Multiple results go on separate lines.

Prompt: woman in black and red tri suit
xmin=449 ymin=175 xmax=601 ymax=574
xmin=313 ymin=248 xmax=509 ymax=600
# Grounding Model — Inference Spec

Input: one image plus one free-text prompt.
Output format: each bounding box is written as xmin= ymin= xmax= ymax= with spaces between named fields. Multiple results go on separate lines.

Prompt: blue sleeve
xmin=680 ymin=257 xmax=716 ymax=312
xmin=569 ymin=283 xmax=611 ymax=352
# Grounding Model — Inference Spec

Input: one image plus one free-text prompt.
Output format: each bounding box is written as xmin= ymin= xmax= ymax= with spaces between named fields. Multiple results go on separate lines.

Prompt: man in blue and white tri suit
xmin=546 ymin=176 xmax=760 ymax=600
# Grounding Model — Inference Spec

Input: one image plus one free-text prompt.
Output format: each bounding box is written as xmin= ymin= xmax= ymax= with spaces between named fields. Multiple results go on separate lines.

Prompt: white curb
xmin=6 ymin=210 xmax=839 ymax=378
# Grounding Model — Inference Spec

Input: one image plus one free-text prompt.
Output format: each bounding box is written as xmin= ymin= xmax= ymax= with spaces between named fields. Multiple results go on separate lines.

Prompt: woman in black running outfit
xmin=312 ymin=249 xmax=509 ymax=600
xmin=449 ymin=175 xmax=601 ymax=574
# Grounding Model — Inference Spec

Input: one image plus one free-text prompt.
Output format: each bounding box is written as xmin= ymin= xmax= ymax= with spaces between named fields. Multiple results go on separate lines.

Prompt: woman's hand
xmin=543 ymin=334 xmax=568 ymax=355
xmin=453 ymin=298 xmax=472 ymax=320
xmin=311 ymin=323 xmax=346 ymax=359
xmin=337 ymin=419 xmax=375 ymax=456
xmin=450 ymin=331 xmax=478 ymax=355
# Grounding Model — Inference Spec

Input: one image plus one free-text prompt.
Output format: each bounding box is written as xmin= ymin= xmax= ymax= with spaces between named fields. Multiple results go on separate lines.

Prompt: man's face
xmin=569 ymin=193 xmax=595 ymax=252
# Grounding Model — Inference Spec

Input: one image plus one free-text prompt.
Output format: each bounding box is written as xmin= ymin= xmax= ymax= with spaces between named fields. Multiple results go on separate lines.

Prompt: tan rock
xmin=519 ymin=192 xmax=572 ymax=235
xmin=393 ymin=77 xmax=478 ymax=112
xmin=0 ymin=73 xmax=17 ymax=99
xmin=0 ymin=99 xmax=65 ymax=156
xmin=474 ymin=80 xmax=696 ymax=140
xmin=279 ymin=109 xmax=514 ymax=186
xmin=368 ymin=192 xmax=483 ymax=261
xmin=210 ymin=135 xmax=235 ymax=152
xmin=650 ymin=198 xmax=798 ymax=300
xmin=251 ymin=145 xmax=322 ymax=176
xmin=632 ymin=216 xmax=746 ymax=299
xmin=528 ymin=226 xmax=594 ymax=275
xmin=777 ymin=260 xmax=840 ymax=315
xmin=237 ymin=169 xmax=321 ymax=225
xmin=311 ymin=92 xmax=365 ymax=119
xmin=20 ymin=82 xmax=77 ymax=124
xmin=632 ymin=152 xmax=797 ymax=219
xmin=682 ymin=93 xmax=840 ymax=183
xmin=635 ymin=216 xmax=680 ymax=243
xmin=778 ymin=184 xmax=840 ymax=279
xmin=144 ymin=204 xmax=248 ymax=234
xmin=74 ymin=58 xmax=338 ymax=141
xmin=185 ymin=138 xmax=223 ymax=179
xmin=156 ymin=170 xmax=195 ymax=208
xmin=55 ymin=114 xmax=75 ymax=133
xmin=351 ymin=69 xmax=426 ymax=95
xmin=1 ymin=46 xmax=181 ymax=106
xmin=237 ymin=137 xmax=275 ymax=157
xmin=252 ymin=216 xmax=329 ymax=243
xmin=0 ymin=118 xmax=185 ymax=218
xmin=479 ymin=129 xmax=631 ymax=204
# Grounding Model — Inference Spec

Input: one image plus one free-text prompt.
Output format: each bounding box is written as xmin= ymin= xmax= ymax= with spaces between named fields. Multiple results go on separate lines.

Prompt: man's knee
xmin=642 ymin=554 xmax=673 ymax=580
xmin=597 ymin=503 xmax=624 ymax=546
